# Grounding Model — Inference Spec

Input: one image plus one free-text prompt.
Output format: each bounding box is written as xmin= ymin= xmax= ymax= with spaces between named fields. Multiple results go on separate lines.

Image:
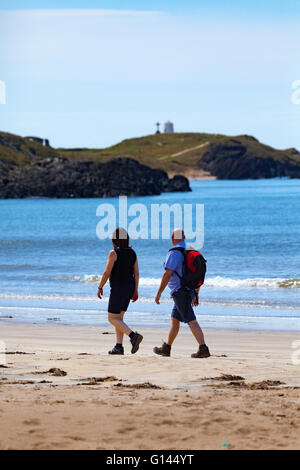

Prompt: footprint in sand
xmin=236 ymin=426 xmax=252 ymax=435
xmin=68 ymin=436 xmax=86 ymax=442
xmin=23 ymin=419 xmax=41 ymax=426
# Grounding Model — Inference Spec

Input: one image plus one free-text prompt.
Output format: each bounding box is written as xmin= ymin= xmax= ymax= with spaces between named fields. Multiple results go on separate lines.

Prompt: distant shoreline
xmin=2 ymin=131 xmax=300 ymax=186
xmin=168 ymin=169 xmax=216 ymax=180
xmin=0 ymin=319 xmax=298 ymax=334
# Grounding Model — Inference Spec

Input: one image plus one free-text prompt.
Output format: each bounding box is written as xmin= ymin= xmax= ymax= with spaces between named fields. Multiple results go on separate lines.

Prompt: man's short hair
xmin=172 ymin=228 xmax=184 ymax=240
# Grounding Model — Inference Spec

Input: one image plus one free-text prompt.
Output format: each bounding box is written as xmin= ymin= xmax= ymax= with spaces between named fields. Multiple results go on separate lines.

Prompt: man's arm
xmin=155 ymin=268 xmax=173 ymax=304
xmin=192 ymin=286 xmax=201 ymax=306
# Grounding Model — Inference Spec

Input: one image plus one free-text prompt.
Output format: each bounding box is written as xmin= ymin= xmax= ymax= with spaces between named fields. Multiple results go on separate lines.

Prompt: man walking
xmin=154 ymin=228 xmax=210 ymax=358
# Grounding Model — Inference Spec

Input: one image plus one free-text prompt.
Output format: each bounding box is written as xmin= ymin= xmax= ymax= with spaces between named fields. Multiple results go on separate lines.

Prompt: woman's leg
xmin=115 ymin=311 xmax=125 ymax=344
xmin=108 ymin=312 xmax=132 ymax=336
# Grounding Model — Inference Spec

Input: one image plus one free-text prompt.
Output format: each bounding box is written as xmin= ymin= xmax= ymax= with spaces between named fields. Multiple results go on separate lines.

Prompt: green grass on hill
xmin=58 ymin=132 xmax=300 ymax=174
xmin=58 ymin=133 xmax=211 ymax=173
xmin=1 ymin=130 xmax=299 ymax=175
xmin=0 ymin=131 xmax=58 ymax=166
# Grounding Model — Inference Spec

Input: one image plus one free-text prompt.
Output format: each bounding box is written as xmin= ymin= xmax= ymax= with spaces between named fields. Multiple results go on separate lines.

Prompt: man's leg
xmin=188 ymin=319 xmax=205 ymax=345
xmin=188 ymin=319 xmax=211 ymax=358
xmin=153 ymin=318 xmax=180 ymax=357
xmin=167 ymin=318 xmax=180 ymax=346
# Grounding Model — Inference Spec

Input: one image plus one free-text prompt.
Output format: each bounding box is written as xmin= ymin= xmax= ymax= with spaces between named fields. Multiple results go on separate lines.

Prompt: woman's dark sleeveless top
xmin=109 ymin=248 xmax=137 ymax=286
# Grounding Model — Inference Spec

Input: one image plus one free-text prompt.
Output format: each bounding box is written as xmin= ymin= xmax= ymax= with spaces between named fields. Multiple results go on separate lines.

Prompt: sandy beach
xmin=0 ymin=322 xmax=299 ymax=450
xmin=168 ymin=169 xmax=216 ymax=180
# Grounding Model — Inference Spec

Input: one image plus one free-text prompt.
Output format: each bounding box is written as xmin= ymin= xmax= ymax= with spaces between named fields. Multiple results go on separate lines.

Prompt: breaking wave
xmin=0 ymin=293 xmax=299 ymax=311
xmin=72 ymin=274 xmax=300 ymax=289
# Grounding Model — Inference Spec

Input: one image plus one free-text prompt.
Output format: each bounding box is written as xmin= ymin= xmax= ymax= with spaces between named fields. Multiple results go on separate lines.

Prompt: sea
xmin=0 ymin=179 xmax=299 ymax=331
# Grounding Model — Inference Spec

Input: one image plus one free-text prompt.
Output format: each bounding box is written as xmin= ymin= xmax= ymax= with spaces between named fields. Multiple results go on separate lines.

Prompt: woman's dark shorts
xmin=171 ymin=288 xmax=196 ymax=323
xmin=108 ymin=280 xmax=135 ymax=314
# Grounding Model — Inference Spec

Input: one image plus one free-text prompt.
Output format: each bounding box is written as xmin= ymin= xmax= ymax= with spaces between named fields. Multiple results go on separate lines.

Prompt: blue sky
xmin=0 ymin=1 xmax=300 ymax=149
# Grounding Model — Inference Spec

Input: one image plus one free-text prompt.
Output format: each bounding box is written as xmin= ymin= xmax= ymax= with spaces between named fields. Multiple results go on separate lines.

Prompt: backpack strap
xmin=168 ymin=246 xmax=185 ymax=253
xmin=168 ymin=247 xmax=199 ymax=301
xmin=173 ymin=270 xmax=182 ymax=280
xmin=168 ymin=246 xmax=185 ymax=280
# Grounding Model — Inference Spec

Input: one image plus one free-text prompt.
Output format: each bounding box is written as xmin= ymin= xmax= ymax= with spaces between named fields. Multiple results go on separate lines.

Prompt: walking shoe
xmin=191 ymin=344 xmax=211 ymax=358
xmin=108 ymin=345 xmax=124 ymax=355
xmin=130 ymin=332 xmax=143 ymax=354
xmin=153 ymin=342 xmax=171 ymax=357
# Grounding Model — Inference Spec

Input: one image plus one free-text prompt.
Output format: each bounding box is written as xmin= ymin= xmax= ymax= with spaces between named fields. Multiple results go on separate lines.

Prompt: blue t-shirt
xmin=165 ymin=241 xmax=186 ymax=294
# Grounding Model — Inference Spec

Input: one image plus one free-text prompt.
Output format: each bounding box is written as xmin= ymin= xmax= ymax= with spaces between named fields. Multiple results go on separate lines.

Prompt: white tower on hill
xmin=164 ymin=121 xmax=174 ymax=133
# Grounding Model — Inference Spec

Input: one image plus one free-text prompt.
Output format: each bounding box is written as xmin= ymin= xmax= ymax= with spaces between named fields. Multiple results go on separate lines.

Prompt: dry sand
xmin=0 ymin=322 xmax=299 ymax=450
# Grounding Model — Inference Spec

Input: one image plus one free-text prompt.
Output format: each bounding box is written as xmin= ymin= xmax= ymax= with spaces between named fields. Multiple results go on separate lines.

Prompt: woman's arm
xmin=132 ymin=258 xmax=139 ymax=302
xmin=97 ymin=250 xmax=117 ymax=299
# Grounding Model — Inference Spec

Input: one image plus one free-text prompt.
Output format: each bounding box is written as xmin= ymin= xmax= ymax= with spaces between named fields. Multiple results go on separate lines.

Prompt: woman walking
xmin=97 ymin=228 xmax=143 ymax=355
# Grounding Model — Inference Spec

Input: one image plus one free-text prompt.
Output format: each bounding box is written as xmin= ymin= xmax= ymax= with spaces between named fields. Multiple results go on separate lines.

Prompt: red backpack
xmin=169 ymin=247 xmax=207 ymax=290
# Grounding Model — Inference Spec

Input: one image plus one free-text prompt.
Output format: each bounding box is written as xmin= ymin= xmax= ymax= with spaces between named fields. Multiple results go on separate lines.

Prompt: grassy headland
xmin=1 ymin=130 xmax=300 ymax=179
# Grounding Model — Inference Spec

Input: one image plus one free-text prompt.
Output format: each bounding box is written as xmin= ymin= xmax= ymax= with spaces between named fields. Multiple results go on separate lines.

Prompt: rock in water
xmin=0 ymin=156 xmax=191 ymax=199
xmin=165 ymin=174 xmax=191 ymax=192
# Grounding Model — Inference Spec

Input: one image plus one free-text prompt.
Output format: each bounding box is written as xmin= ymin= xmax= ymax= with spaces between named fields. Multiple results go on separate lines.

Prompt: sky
xmin=0 ymin=1 xmax=300 ymax=149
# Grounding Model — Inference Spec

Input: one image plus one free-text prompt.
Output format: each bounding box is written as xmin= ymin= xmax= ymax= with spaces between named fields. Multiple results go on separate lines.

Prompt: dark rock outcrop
xmin=164 ymin=174 xmax=191 ymax=192
xmin=0 ymin=156 xmax=191 ymax=199
xmin=198 ymin=140 xmax=300 ymax=179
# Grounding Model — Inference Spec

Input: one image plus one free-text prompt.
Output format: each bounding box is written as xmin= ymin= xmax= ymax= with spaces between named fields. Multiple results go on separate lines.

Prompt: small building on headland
xmin=25 ymin=136 xmax=51 ymax=147
xmin=164 ymin=121 xmax=174 ymax=133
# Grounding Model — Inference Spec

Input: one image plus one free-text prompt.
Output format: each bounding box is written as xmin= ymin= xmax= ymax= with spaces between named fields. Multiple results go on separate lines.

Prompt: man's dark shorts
xmin=108 ymin=280 xmax=135 ymax=314
xmin=171 ymin=287 xmax=196 ymax=323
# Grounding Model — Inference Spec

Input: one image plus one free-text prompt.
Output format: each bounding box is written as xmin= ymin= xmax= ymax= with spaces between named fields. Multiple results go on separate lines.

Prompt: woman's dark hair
xmin=112 ymin=227 xmax=130 ymax=249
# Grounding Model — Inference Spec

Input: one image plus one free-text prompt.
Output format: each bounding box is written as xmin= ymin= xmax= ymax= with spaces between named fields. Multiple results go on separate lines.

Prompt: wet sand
xmin=0 ymin=322 xmax=299 ymax=450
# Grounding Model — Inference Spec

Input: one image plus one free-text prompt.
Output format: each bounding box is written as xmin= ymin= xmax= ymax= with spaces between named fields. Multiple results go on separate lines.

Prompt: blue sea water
xmin=0 ymin=179 xmax=299 ymax=331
